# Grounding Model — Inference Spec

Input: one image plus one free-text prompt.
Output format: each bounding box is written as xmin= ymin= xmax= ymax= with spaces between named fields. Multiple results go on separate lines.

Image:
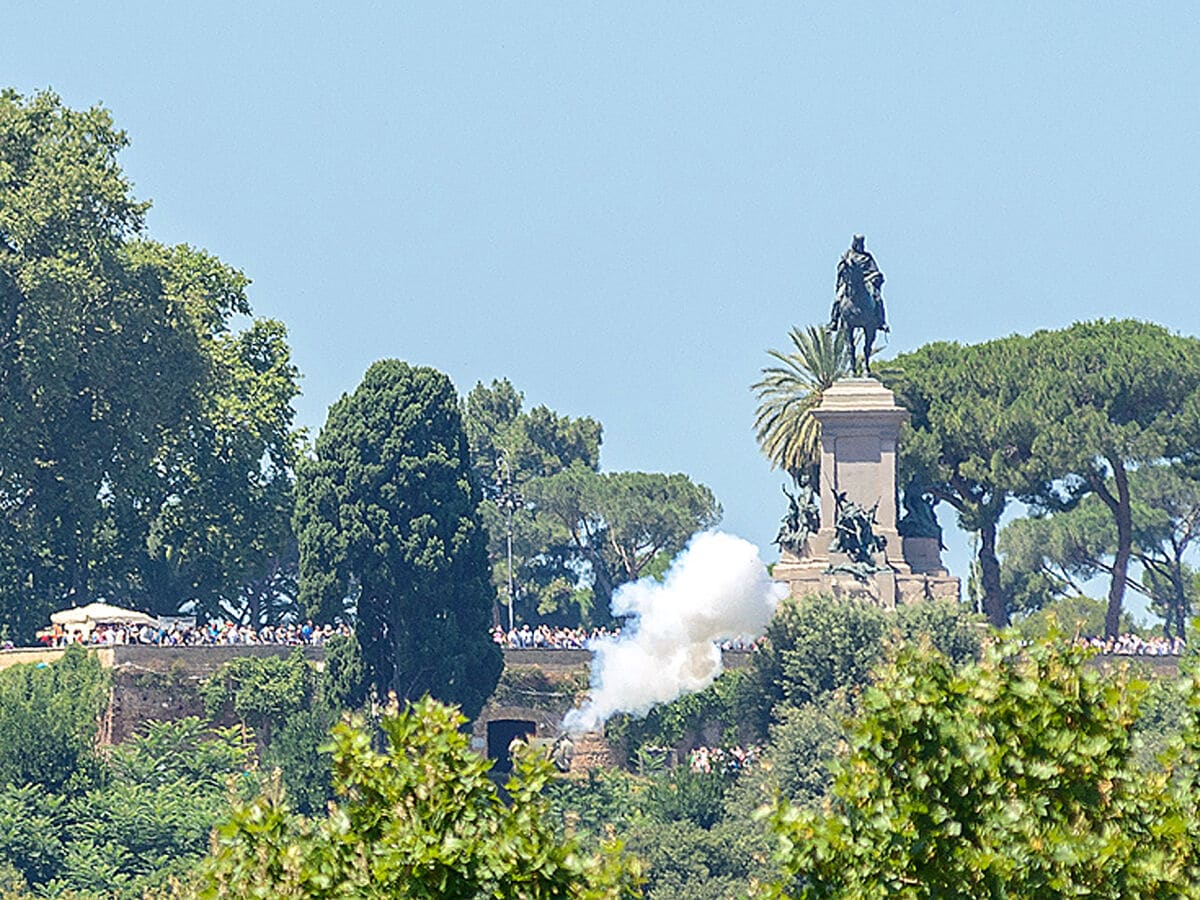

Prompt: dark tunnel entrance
xmin=487 ymin=719 xmax=536 ymax=772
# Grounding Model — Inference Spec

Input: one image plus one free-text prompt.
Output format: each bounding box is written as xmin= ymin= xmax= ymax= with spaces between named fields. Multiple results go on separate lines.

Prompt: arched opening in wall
xmin=487 ymin=719 xmax=536 ymax=772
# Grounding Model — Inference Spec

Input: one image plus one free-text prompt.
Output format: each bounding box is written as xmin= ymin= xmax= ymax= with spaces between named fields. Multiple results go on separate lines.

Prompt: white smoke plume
xmin=562 ymin=531 xmax=787 ymax=735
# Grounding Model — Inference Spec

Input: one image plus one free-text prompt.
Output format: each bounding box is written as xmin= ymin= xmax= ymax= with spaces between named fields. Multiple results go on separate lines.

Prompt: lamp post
xmin=494 ymin=453 xmax=523 ymax=633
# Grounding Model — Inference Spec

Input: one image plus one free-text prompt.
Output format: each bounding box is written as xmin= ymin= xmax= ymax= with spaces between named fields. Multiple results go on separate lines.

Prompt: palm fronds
xmin=752 ymin=325 xmax=851 ymax=478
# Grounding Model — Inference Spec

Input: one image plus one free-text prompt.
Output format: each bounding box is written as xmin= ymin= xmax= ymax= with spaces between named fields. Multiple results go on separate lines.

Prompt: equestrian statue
xmin=828 ymin=234 xmax=888 ymax=375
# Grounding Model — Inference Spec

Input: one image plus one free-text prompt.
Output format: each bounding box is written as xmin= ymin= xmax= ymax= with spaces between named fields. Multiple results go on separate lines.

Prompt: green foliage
xmin=123 ymin=243 xmax=302 ymax=622
xmin=262 ymin=709 xmax=335 ymax=817
xmin=1131 ymin=464 xmax=1200 ymax=638
xmin=1004 ymin=462 xmax=1200 ymax=639
xmin=202 ymin=650 xmax=312 ymax=736
xmin=607 ymin=669 xmax=747 ymax=758
xmin=197 ymin=697 xmax=641 ymax=898
xmin=464 ymin=378 xmax=603 ymax=625
xmin=201 ymin=650 xmax=337 ymax=814
xmin=740 ymin=596 xmax=888 ymax=740
xmin=0 ymin=645 xmax=108 ymax=791
xmin=753 ymin=325 xmax=851 ymax=482
xmin=887 ymin=320 xmax=1200 ymax=634
xmin=623 ymin=818 xmax=762 ymax=900
xmin=643 ymin=766 xmax=731 ymax=830
xmin=0 ymin=90 xmax=302 ymax=636
xmin=464 ymin=378 xmax=603 ymax=489
xmin=463 ymin=378 xmax=720 ymax=628
xmin=732 ymin=701 xmax=847 ymax=812
xmin=525 ymin=464 xmax=720 ymax=619
xmin=1015 ymin=596 xmax=1135 ymax=642
xmin=294 ymin=359 xmax=502 ymax=719
xmin=543 ymin=767 xmax=640 ymax=841
xmin=884 ymin=335 xmax=1048 ymax=627
xmin=1133 ymin=674 xmax=1188 ymax=771
xmin=748 ymin=595 xmax=984 ymax=736
xmin=0 ymin=785 xmax=67 ymax=887
xmin=0 ymin=88 xmax=179 ymax=635
xmin=763 ymin=635 xmax=1191 ymax=898
xmin=320 ymin=632 xmax=366 ymax=711
xmin=0 ymin=717 xmax=254 ymax=898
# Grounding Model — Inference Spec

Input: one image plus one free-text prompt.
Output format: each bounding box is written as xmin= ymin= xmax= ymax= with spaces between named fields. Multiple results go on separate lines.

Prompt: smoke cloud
xmin=562 ymin=531 xmax=786 ymax=735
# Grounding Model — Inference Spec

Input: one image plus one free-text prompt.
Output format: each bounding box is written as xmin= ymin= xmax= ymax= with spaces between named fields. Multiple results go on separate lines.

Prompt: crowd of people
xmin=492 ymin=624 xmax=618 ymax=650
xmin=687 ymin=745 xmax=760 ymax=775
xmin=491 ymin=623 xmax=761 ymax=651
xmin=1077 ymin=633 xmax=1186 ymax=656
xmin=10 ymin=616 xmax=1189 ymax=658
xmin=34 ymin=620 xmax=353 ymax=649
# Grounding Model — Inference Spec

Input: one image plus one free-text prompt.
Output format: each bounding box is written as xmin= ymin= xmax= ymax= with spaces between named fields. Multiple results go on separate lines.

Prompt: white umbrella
xmin=50 ymin=602 xmax=157 ymax=627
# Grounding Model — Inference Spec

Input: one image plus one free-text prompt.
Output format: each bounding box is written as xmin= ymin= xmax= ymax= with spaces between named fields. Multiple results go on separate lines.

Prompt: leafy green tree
xmin=0 ymin=90 xmax=302 ymax=636
xmin=201 ymin=643 xmax=367 ymax=814
xmin=0 ymin=716 xmax=254 ymax=897
xmin=1022 ymin=321 xmax=1200 ymax=638
xmin=998 ymin=500 xmax=1114 ymax=615
xmin=525 ymin=464 xmax=720 ymax=617
xmin=885 ymin=335 xmax=1054 ymax=627
xmin=0 ymin=90 xmax=194 ymax=635
xmin=196 ymin=697 xmax=641 ymax=899
xmin=741 ymin=596 xmax=888 ymax=739
xmin=764 ymin=635 xmax=1189 ymax=899
xmin=321 ymin=631 xmax=367 ymax=710
xmin=294 ymin=360 xmax=501 ymax=719
xmin=128 ymin=242 xmax=301 ymax=621
xmin=0 ymin=645 xmax=108 ymax=792
xmin=753 ymin=325 xmax=851 ymax=483
xmin=463 ymin=378 xmax=602 ymax=624
xmin=1001 ymin=461 xmax=1200 ymax=638
xmin=1126 ymin=464 xmax=1200 ymax=639
xmin=623 ymin=817 xmax=762 ymax=900
xmin=1013 ymin=595 xmax=1135 ymax=643
xmin=739 ymin=701 xmax=847 ymax=811
xmin=742 ymin=595 xmax=980 ymax=741
xmin=464 ymin=378 xmax=602 ymax=488
xmin=201 ymin=650 xmax=315 ymax=746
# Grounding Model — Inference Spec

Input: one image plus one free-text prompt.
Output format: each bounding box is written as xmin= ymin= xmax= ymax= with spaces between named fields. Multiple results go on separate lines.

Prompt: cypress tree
xmin=295 ymin=360 xmax=501 ymax=719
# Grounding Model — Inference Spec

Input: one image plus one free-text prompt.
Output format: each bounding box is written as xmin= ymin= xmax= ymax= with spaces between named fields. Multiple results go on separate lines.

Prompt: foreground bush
xmin=196 ymin=697 xmax=642 ymax=899
xmin=764 ymin=635 xmax=1198 ymax=899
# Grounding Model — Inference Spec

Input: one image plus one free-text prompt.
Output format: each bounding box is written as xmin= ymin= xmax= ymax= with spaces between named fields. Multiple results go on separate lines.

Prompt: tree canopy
xmin=197 ymin=697 xmax=641 ymax=899
xmin=885 ymin=320 xmax=1200 ymax=634
xmin=753 ymin=326 xmax=851 ymax=483
xmin=464 ymin=379 xmax=719 ymax=627
xmin=294 ymin=360 xmax=501 ymax=719
xmin=885 ymin=334 xmax=1050 ymax=626
xmin=1020 ymin=320 xmax=1200 ymax=636
xmin=0 ymin=89 xmax=301 ymax=638
xmin=463 ymin=378 xmax=603 ymax=624
xmin=765 ymin=635 xmax=1194 ymax=898
xmin=525 ymin=464 xmax=721 ymax=618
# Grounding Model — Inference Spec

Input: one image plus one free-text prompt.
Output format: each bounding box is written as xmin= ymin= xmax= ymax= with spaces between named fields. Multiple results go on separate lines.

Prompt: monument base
xmin=774 ymin=546 xmax=960 ymax=610
xmin=770 ymin=375 xmax=961 ymax=610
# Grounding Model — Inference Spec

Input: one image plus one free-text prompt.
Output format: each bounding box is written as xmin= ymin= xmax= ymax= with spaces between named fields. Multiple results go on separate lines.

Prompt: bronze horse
xmin=829 ymin=235 xmax=888 ymax=375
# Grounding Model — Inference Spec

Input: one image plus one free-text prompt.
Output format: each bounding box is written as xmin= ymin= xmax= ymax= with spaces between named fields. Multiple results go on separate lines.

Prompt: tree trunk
xmin=1104 ymin=461 xmax=1132 ymax=639
xmin=978 ymin=521 xmax=1008 ymax=628
xmin=1170 ymin=561 xmax=1188 ymax=642
xmin=1172 ymin=570 xmax=1186 ymax=642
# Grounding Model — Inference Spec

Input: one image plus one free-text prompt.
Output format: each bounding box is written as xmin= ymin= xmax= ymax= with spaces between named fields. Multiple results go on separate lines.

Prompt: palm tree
xmin=753 ymin=325 xmax=851 ymax=482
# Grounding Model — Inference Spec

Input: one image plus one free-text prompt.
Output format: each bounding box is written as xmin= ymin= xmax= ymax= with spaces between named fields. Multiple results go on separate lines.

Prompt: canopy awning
xmin=50 ymin=602 xmax=157 ymax=627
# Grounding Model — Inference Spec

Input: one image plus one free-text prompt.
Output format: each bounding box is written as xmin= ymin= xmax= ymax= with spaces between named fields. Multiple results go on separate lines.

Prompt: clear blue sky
xmin=5 ymin=3 xmax=1199 ymax=596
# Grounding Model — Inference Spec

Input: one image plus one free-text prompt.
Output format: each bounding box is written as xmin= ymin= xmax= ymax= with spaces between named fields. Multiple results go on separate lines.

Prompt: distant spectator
xmin=23 ymin=619 xmax=354 ymax=650
xmin=1077 ymin=633 xmax=1185 ymax=656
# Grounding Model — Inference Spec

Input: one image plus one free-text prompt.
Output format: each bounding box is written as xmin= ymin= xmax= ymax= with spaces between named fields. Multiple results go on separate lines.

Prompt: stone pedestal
xmin=774 ymin=378 xmax=960 ymax=607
